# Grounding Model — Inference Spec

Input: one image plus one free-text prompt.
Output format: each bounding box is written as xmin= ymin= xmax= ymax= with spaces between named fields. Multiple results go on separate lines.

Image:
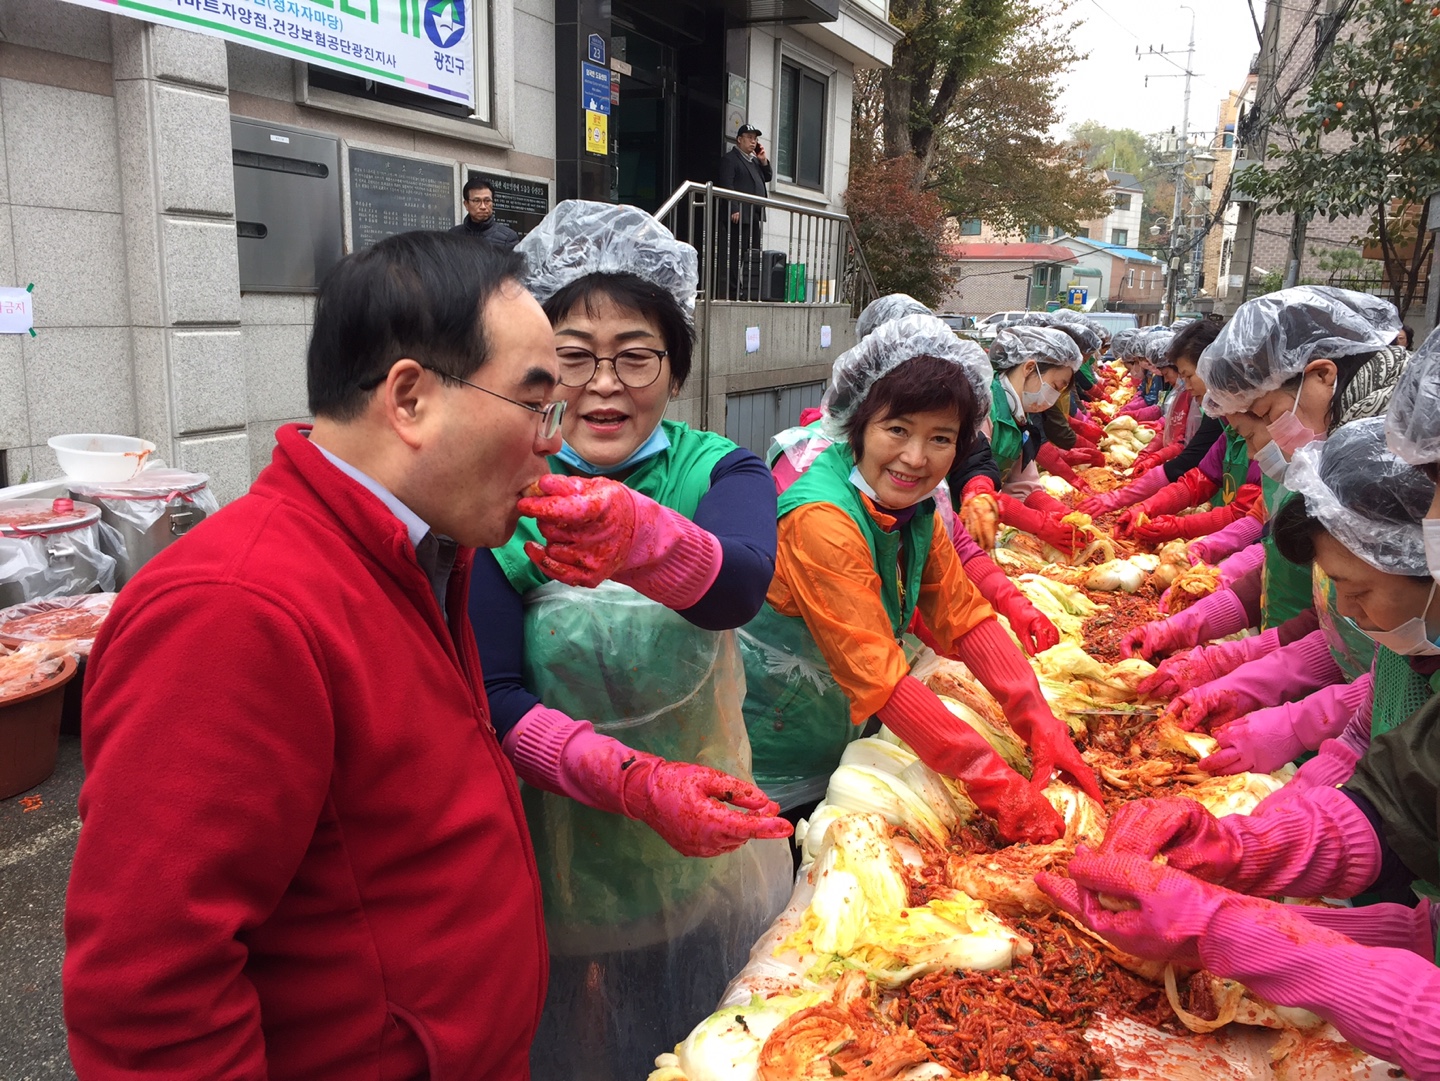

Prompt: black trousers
xmin=716 ymin=218 xmax=762 ymax=299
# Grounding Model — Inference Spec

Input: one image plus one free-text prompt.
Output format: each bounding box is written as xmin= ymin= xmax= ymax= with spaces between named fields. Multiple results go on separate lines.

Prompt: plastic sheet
xmin=1197 ymin=286 xmax=1400 ymax=415
xmin=520 ymin=580 xmax=792 ymax=1081
xmin=820 ymin=314 xmax=993 ymax=439
xmin=1284 ymin=417 xmax=1433 ymax=576
xmin=515 ymin=198 xmax=699 ymax=317
xmin=1386 ymin=325 xmax=1440 ymax=465
xmin=0 ymin=593 xmax=115 ymax=656
xmin=70 ymin=469 xmax=218 ymax=534
xmin=855 ymin=293 xmax=931 ymax=340
xmin=0 ymin=523 xmax=117 ymax=600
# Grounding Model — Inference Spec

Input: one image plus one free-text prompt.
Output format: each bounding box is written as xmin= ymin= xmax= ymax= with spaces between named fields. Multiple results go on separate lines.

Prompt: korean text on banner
xmin=55 ymin=0 xmax=476 ymax=107
xmin=585 ymin=110 xmax=608 ymax=155
xmin=0 ymin=288 xmax=33 ymax=335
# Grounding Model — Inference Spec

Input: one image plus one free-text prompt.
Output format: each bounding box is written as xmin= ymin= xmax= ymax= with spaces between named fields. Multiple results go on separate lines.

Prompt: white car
xmin=973 ymin=310 xmax=1029 ymax=345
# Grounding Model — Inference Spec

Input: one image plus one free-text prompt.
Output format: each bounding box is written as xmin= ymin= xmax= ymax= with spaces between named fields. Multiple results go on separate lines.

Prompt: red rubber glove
xmin=1063 ymin=445 xmax=1107 ymax=468
xmin=1131 ymin=440 xmax=1185 ymax=475
xmin=951 ymin=619 xmax=1101 ymax=801
xmin=1037 ymin=849 xmax=1228 ymax=969
xmin=959 ymin=475 xmax=1000 ymax=549
xmin=963 ymin=553 xmax=1059 ymax=656
xmin=519 ymin=474 xmax=722 ymax=606
xmin=1069 ymin=415 xmax=1104 ymax=442
xmin=1024 ymin=489 xmax=1072 ymax=517
xmin=1034 ymin=441 xmax=1082 ymax=487
xmin=996 ymin=493 xmax=1081 ymax=556
xmin=878 ymin=676 xmax=1064 ymax=844
xmin=1137 ymin=487 xmax=1262 ymax=546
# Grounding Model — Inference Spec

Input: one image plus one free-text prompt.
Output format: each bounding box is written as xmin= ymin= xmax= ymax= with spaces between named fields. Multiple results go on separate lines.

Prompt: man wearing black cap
xmin=716 ymin=125 xmax=771 ymax=299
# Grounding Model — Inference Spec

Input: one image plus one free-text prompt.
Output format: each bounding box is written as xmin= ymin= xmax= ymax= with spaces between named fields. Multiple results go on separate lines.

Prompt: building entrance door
xmin=612 ymin=24 xmax=675 ymax=212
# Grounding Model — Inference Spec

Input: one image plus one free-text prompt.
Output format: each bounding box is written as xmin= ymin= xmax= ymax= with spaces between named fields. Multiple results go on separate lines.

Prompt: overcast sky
xmin=1050 ymin=0 xmax=1262 ymax=143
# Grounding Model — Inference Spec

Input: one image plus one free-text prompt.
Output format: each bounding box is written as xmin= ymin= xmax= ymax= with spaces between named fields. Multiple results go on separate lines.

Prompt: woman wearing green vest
xmin=740 ymin=314 xmax=1100 ymax=840
xmin=469 ymin=201 xmax=791 ymax=1081
xmin=1036 ymin=422 xmax=1440 ymax=1081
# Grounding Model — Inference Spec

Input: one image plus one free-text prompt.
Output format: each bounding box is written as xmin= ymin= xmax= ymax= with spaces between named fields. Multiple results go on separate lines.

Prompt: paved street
xmin=1 ymin=738 xmax=82 ymax=1081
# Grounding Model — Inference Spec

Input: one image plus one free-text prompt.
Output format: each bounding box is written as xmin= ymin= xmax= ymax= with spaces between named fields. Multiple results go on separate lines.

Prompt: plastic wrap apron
xmin=741 ymin=441 xmax=932 ymax=812
xmin=1258 ymin=475 xmax=1315 ymax=629
xmin=494 ymin=419 xmax=794 ymax=1081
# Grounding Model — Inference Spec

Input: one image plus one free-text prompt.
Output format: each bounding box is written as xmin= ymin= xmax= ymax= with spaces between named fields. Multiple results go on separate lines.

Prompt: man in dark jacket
xmin=451 ymin=177 xmax=520 ymax=250
xmin=716 ymin=124 xmax=772 ymax=299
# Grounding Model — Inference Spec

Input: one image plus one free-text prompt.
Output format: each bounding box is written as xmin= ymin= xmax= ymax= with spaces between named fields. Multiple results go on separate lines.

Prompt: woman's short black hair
xmin=307 ymin=230 xmax=525 ymax=421
xmin=1168 ymin=317 xmax=1221 ymax=366
xmin=1277 ymin=351 xmax=1377 ymax=432
xmin=541 ymin=272 xmax=694 ymax=389
xmin=844 ymin=354 xmax=979 ymax=464
xmin=1272 ymin=482 xmax=1433 ymax=584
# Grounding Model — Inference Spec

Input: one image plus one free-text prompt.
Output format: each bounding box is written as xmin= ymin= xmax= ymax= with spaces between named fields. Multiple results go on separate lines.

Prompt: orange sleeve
xmin=766 ymin=504 xmax=914 ymax=725
xmin=916 ymin=523 xmax=997 ymax=654
xmin=1248 ymin=494 xmax=1268 ymax=523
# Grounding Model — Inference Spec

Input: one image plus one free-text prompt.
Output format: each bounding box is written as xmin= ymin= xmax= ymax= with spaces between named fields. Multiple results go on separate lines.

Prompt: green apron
xmin=1369 ymin=646 xmax=1440 ymax=738
xmin=1208 ymin=426 xmax=1252 ymax=508
xmin=492 ymin=419 xmax=790 ymax=936
xmin=741 ymin=441 xmax=934 ymax=810
xmin=988 ymin=375 xmax=1025 ymax=480
xmin=1313 ymin=566 xmax=1377 ymax=683
xmin=1259 ymin=475 xmax=1315 ymax=629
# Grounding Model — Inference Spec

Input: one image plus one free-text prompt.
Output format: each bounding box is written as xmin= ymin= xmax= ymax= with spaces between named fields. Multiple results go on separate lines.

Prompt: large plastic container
xmin=0 ymin=653 xmax=77 ymax=799
xmin=47 ymin=434 xmax=156 ymax=483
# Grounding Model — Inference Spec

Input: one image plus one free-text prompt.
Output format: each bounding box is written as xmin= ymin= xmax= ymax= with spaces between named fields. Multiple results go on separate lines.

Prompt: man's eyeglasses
xmin=420 ymin=366 xmax=566 ymax=438
xmin=556 ymin=347 xmax=668 ymax=389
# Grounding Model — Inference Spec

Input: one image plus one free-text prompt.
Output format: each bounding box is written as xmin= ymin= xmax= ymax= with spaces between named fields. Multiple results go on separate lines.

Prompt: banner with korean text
xmin=60 ymin=0 xmax=476 ymax=107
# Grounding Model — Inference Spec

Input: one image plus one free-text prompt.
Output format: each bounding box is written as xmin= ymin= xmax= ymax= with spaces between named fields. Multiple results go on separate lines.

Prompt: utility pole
xmin=1140 ymin=7 xmax=1198 ymax=322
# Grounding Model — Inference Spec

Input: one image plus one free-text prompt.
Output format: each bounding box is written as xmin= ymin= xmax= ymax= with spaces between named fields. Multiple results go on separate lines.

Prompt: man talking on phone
xmin=716 ymin=123 xmax=771 ymax=299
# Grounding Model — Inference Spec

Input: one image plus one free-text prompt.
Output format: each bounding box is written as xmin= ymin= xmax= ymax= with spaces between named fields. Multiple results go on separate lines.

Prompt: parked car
xmin=1085 ymin=312 xmax=1140 ymax=340
xmin=937 ymin=313 xmax=975 ymax=334
xmin=972 ymin=310 xmax=1030 ymax=345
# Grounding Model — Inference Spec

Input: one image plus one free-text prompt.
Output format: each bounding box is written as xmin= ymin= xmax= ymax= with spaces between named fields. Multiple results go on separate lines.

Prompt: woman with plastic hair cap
xmin=1387 ymin=327 xmax=1440 ymax=583
xmin=739 ymin=315 xmax=1100 ymax=842
xmin=962 ymin=325 xmax=1092 ymax=556
xmin=769 ymin=313 xmax=1061 ymax=657
xmin=1041 ymin=424 xmax=1440 ymax=1081
xmin=1009 ymin=313 xmax=1109 ymax=478
xmin=471 ymin=200 xmax=792 ymax=1080
xmin=854 ymin=291 xmax=931 ymax=340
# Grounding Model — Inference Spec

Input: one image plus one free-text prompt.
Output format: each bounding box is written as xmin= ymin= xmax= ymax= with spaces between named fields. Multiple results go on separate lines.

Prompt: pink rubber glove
xmin=878 ymin=675 xmax=1065 ymax=844
xmin=952 ymin=619 xmax=1102 ymax=801
xmin=1199 ymin=672 xmax=1374 ymax=774
xmin=520 ymin=475 xmax=723 ymax=609
xmin=1215 ymin=541 xmax=1267 ymax=588
xmin=1186 ymin=513 xmax=1265 ymax=566
xmin=1120 ymin=401 xmax=1163 ymax=422
xmin=1074 ymin=466 xmax=1168 ymax=517
xmin=1164 ymin=630 xmax=1343 ymax=731
xmin=963 ymin=553 xmax=1059 ymax=656
xmin=503 ymin=705 xmax=792 ymax=858
xmin=1119 ymin=586 xmax=1251 ymax=660
xmin=1042 ymin=853 xmax=1440 ymax=1079
xmin=1137 ymin=627 xmax=1281 ymax=699
xmin=1202 ymin=899 xmax=1440 ymax=1080
xmin=1094 ymin=785 xmax=1380 ymax=899
xmin=1263 ymin=709 xmax=1371 ymax=801
xmin=1289 ymin=897 xmax=1434 ymax=957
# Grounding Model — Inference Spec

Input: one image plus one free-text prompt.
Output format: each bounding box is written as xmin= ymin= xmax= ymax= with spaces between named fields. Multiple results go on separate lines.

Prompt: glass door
xmin=612 ymin=24 xmax=675 ymax=212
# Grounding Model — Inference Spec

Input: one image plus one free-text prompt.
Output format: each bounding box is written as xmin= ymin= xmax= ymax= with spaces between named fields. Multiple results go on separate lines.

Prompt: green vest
xmin=494 ymin=419 xmax=737 ymax=593
xmin=1313 ymin=566 xmax=1377 ymax=683
xmin=497 ymin=421 xmax=773 ymax=933
xmin=1369 ymin=645 xmax=1440 ymax=738
xmin=1209 ymin=426 xmax=1253 ymax=509
xmin=988 ymin=375 xmax=1025 ymax=479
xmin=741 ymin=442 xmax=934 ymax=809
xmin=1259 ymin=475 xmax=1315 ymax=629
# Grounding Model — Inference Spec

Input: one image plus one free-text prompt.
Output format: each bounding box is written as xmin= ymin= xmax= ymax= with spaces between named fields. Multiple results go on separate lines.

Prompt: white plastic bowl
xmin=47 ymin=434 xmax=158 ymax=483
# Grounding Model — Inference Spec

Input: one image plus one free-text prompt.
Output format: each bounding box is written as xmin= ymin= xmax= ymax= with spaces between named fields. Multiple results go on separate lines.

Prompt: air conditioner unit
xmin=1229 ymin=160 xmax=1261 ymax=203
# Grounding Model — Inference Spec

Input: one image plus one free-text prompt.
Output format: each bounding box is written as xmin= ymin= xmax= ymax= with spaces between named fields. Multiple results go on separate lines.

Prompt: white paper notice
xmin=745 ymin=326 xmax=760 ymax=353
xmin=820 ymin=325 xmax=832 ymax=348
xmin=0 ymin=288 xmax=33 ymax=334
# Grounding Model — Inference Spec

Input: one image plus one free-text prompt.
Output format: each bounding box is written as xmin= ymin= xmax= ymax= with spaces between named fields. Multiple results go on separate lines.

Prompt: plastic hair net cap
xmin=1020 ymin=312 xmax=1102 ymax=358
xmin=1144 ymin=332 xmax=1177 ymax=368
xmin=821 ymin=313 xmax=993 ymax=439
xmin=1111 ymin=328 xmax=1140 ymax=357
xmin=516 ymin=199 xmax=699 ymax=318
xmin=1386 ymin=327 xmax=1440 ymax=466
xmin=1196 ymin=285 xmax=1400 ymax=416
xmin=856 ymin=293 xmax=931 ymax=340
xmin=1285 ymin=417 xmax=1434 ymax=577
xmin=988 ymin=325 xmax=1084 ymax=374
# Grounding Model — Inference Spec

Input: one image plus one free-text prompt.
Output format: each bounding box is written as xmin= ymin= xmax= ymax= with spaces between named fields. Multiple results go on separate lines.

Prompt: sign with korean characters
xmin=585 ymin=110 xmax=608 ymax=156
xmin=55 ymin=0 xmax=477 ymax=107
xmin=581 ymin=62 xmax=610 ymax=115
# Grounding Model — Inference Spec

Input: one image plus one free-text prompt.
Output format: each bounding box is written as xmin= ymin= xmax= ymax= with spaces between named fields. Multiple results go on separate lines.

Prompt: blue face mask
xmin=553 ymin=423 xmax=672 ymax=476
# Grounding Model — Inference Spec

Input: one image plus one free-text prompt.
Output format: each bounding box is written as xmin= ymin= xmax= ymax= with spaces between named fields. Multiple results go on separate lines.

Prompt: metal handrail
xmin=653 ymin=180 xmax=880 ymax=428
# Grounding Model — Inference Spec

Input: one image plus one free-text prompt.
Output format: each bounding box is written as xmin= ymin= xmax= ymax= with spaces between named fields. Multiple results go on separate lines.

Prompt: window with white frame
xmin=1112 ymin=228 xmax=1129 ymax=247
xmin=1127 ymin=269 xmax=1135 ymax=287
xmin=1113 ymin=193 xmax=1132 ymax=212
xmin=777 ymin=60 xmax=827 ymax=189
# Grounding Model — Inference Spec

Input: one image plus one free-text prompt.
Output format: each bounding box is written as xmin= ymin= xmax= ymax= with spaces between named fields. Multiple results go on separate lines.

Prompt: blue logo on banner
xmin=588 ymin=33 xmax=606 ymax=63
xmin=581 ymin=63 xmax=611 ymax=115
xmin=425 ymin=0 xmax=466 ymax=49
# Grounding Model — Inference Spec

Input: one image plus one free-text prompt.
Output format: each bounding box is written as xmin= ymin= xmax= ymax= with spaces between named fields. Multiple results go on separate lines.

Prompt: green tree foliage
xmin=1235 ymin=0 xmax=1440 ymax=318
xmin=843 ymin=156 xmax=954 ymax=305
xmin=1069 ymin=121 xmax=1152 ymax=178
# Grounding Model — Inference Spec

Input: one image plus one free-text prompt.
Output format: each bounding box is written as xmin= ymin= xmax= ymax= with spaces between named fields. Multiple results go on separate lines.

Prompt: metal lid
xmin=69 ymin=469 xmax=210 ymax=499
xmin=0 ymin=497 xmax=102 ymax=536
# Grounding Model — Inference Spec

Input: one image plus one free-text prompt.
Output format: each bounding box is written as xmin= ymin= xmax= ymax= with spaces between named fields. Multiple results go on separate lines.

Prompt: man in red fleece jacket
xmin=63 ymin=234 xmax=566 ymax=1079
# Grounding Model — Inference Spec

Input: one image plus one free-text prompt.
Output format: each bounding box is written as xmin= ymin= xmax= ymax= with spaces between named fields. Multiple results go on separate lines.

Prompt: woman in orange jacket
xmin=739 ymin=314 xmax=1100 ymax=843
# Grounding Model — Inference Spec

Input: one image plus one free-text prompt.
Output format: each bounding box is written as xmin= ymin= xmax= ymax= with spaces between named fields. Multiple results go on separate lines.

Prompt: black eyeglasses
xmin=555 ymin=347 xmax=668 ymax=388
xmin=421 ymin=367 xmax=565 ymax=438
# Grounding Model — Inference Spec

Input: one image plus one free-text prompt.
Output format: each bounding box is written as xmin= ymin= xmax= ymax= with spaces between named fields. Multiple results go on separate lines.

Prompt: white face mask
xmin=1253 ymin=440 xmax=1290 ymax=483
xmin=1424 ymin=519 xmax=1440 ymax=586
xmin=1349 ymin=579 xmax=1440 ymax=656
xmin=1020 ymin=366 xmax=1062 ymax=413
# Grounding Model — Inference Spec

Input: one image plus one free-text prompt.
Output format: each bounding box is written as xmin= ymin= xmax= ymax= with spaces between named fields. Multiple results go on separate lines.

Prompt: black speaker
xmin=741 ymin=250 xmax=786 ymax=301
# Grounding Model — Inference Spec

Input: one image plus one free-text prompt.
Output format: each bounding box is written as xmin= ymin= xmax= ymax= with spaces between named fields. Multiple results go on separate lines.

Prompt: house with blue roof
xmin=1052 ymin=234 xmax=1167 ymax=323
